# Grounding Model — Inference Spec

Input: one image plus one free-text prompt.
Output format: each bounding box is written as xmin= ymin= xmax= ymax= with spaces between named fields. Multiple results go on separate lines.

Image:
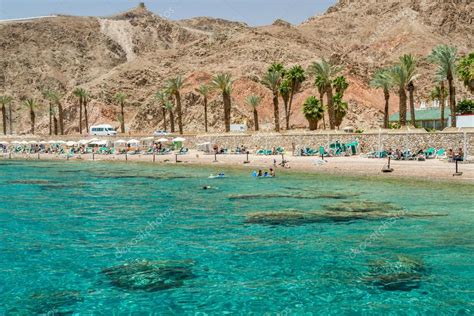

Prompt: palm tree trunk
xmin=309 ymin=119 xmax=318 ymax=131
xmin=383 ymin=89 xmax=390 ymax=129
xmin=326 ymin=86 xmax=335 ymax=130
xmin=120 ymin=101 xmax=125 ymax=133
xmin=162 ymin=107 xmax=167 ymax=131
xmin=84 ymin=99 xmax=89 ymax=133
xmin=319 ymin=93 xmax=326 ymax=130
xmin=448 ymin=75 xmax=456 ymax=128
xmin=223 ymin=92 xmax=231 ymax=132
xmin=1 ymin=105 xmax=6 ymax=135
xmin=49 ymin=102 xmax=53 ymax=135
xmin=175 ymin=93 xmax=183 ymax=135
xmin=169 ymin=110 xmax=175 ymax=133
xmin=408 ymin=83 xmax=416 ymax=126
xmin=282 ymin=97 xmax=289 ymax=130
xmin=8 ymin=103 xmax=13 ymax=135
xmin=53 ymin=116 xmax=58 ymax=135
xmin=204 ymin=96 xmax=208 ymax=133
xmin=253 ymin=108 xmax=259 ymax=131
xmin=273 ymin=93 xmax=280 ymax=132
xmin=287 ymin=88 xmax=295 ymax=130
xmin=30 ymin=108 xmax=35 ymax=135
xmin=399 ymin=88 xmax=407 ymax=127
xmin=57 ymin=101 xmax=64 ymax=135
xmin=79 ymin=97 xmax=83 ymax=134
xmin=440 ymin=81 xmax=446 ymax=130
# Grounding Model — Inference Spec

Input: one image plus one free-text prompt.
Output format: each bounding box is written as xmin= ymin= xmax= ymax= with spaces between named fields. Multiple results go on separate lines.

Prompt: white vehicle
xmin=153 ymin=130 xmax=169 ymax=136
xmin=90 ymin=125 xmax=117 ymax=136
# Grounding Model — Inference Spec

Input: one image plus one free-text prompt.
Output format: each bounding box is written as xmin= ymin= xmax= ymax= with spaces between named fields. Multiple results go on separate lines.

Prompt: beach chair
xmin=436 ymin=148 xmax=446 ymax=159
xmin=275 ymin=147 xmax=285 ymax=155
xmin=178 ymin=147 xmax=189 ymax=155
xmin=424 ymin=148 xmax=436 ymax=159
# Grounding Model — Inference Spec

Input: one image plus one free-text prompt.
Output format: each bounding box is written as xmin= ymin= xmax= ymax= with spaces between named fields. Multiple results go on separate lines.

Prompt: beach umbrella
xmin=11 ymin=141 xmax=20 ymax=144
xmin=20 ymin=141 xmax=28 ymax=145
xmin=172 ymin=137 xmax=186 ymax=142
xmin=90 ymin=140 xmax=107 ymax=146
xmin=157 ymin=138 xmax=169 ymax=142
xmin=114 ymin=139 xmax=127 ymax=144
xmin=79 ymin=139 xmax=92 ymax=145
xmin=28 ymin=140 xmax=38 ymax=144
xmin=0 ymin=141 xmax=9 ymax=145
xmin=39 ymin=141 xmax=48 ymax=144
xmin=127 ymin=139 xmax=140 ymax=145
xmin=65 ymin=141 xmax=78 ymax=147
xmin=141 ymin=137 xmax=154 ymax=141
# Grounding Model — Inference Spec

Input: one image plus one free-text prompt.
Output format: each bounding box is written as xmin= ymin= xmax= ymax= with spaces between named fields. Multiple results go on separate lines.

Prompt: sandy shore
xmin=2 ymin=150 xmax=474 ymax=184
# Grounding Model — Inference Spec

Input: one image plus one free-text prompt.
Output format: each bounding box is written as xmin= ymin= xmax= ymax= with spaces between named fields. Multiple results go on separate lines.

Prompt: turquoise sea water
xmin=0 ymin=160 xmax=473 ymax=315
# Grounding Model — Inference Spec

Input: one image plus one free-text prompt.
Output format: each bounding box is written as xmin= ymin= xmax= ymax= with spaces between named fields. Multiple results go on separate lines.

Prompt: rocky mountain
xmin=0 ymin=0 xmax=472 ymax=135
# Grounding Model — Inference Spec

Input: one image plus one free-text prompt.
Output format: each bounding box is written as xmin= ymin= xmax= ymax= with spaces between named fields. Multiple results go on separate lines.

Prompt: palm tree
xmin=164 ymin=100 xmax=175 ymax=133
xmin=457 ymin=52 xmax=474 ymax=93
xmin=389 ymin=55 xmax=418 ymax=128
xmin=400 ymin=54 xmax=418 ymax=126
xmin=166 ymin=76 xmax=186 ymax=135
xmin=279 ymin=79 xmax=291 ymax=130
xmin=245 ymin=95 xmax=262 ymax=131
xmin=333 ymin=93 xmax=349 ymax=129
xmin=268 ymin=63 xmax=286 ymax=75
xmin=285 ymin=65 xmax=306 ymax=130
xmin=115 ymin=92 xmax=127 ymax=133
xmin=211 ymin=73 xmax=233 ymax=132
xmin=262 ymin=70 xmax=282 ymax=132
xmin=73 ymin=88 xmax=87 ymax=134
xmin=428 ymin=45 xmax=458 ymax=127
xmin=44 ymin=90 xmax=64 ymax=135
xmin=430 ymin=84 xmax=448 ymax=129
xmin=0 ymin=95 xmax=13 ymax=135
xmin=42 ymin=90 xmax=55 ymax=135
xmin=23 ymin=98 xmax=38 ymax=135
xmin=308 ymin=59 xmax=342 ymax=129
xmin=155 ymin=90 xmax=169 ymax=131
xmin=333 ymin=76 xmax=349 ymax=96
xmin=196 ymin=84 xmax=210 ymax=133
xmin=370 ymin=69 xmax=393 ymax=128
xmin=83 ymin=90 xmax=90 ymax=132
xmin=302 ymin=96 xmax=324 ymax=130
xmin=315 ymin=76 xmax=327 ymax=129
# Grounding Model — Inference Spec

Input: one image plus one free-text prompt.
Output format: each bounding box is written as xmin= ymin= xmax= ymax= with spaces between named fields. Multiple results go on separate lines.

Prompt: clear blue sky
xmin=0 ymin=0 xmax=337 ymax=25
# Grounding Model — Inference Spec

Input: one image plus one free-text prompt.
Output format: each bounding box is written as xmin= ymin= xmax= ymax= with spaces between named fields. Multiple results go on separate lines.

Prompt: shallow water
xmin=0 ymin=160 xmax=473 ymax=314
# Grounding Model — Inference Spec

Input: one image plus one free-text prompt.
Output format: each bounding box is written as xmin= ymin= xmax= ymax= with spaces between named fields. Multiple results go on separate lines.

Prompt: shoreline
xmin=2 ymin=151 xmax=473 ymax=185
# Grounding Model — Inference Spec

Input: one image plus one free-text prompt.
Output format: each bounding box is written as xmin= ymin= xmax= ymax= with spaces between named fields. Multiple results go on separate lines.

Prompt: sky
xmin=0 ymin=0 xmax=337 ymax=26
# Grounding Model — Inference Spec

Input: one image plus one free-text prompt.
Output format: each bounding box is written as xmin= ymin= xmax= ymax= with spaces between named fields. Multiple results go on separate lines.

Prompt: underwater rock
xmin=365 ymin=255 xmax=427 ymax=291
xmin=8 ymin=180 xmax=52 ymax=185
xmin=102 ymin=260 xmax=195 ymax=292
xmin=245 ymin=209 xmax=447 ymax=226
xmin=18 ymin=290 xmax=83 ymax=314
xmin=244 ymin=211 xmax=325 ymax=226
xmin=324 ymin=200 xmax=403 ymax=213
xmin=228 ymin=192 xmax=357 ymax=201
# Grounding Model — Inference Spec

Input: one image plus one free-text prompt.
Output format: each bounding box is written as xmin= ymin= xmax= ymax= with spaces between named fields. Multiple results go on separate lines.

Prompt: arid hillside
xmin=0 ymin=0 xmax=472 ymax=135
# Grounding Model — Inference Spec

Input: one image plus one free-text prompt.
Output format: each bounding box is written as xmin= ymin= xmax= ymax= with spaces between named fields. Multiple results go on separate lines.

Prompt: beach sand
xmin=3 ymin=151 xmax=474 ymax=184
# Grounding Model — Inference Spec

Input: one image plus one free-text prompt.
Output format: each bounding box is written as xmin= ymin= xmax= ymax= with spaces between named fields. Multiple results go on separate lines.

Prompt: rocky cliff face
xmin=0 ymin=0 xmax=472 ymax=135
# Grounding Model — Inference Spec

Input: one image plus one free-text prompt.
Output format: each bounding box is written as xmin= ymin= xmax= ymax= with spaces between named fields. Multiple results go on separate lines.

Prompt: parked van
xmin=90 ymin=124 xmax=117 ymax=136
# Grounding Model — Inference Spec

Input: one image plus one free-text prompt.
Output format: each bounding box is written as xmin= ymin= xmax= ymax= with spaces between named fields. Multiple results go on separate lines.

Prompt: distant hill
xmin=0 ymin=0 xmax=472 ymax=134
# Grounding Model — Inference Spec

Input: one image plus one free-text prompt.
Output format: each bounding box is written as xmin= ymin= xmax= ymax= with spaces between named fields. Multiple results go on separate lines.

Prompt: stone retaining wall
xmin=2 ymin=132 xmax=473 ymax=157
xmin=194 ymin=132 xmax=473 ymax=156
